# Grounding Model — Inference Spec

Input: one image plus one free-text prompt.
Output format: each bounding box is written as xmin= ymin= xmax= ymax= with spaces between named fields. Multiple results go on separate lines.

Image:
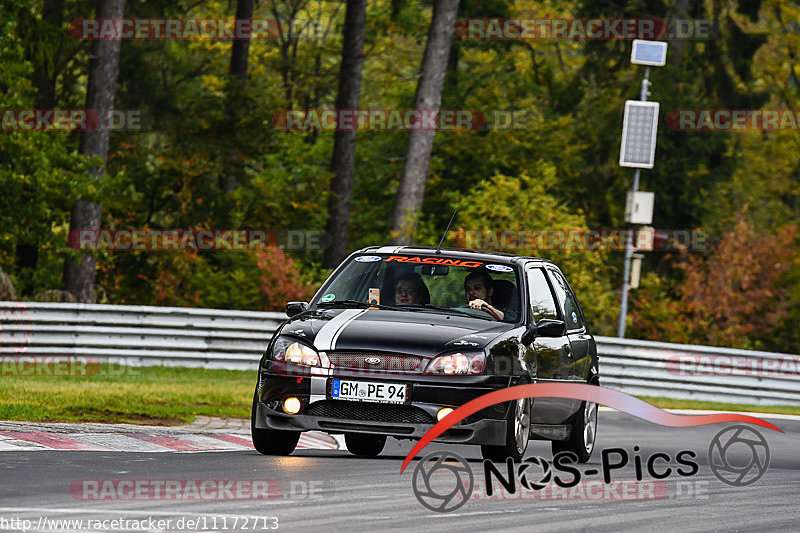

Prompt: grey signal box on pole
xmin=624 ymin=191 xmax=655 ymax=224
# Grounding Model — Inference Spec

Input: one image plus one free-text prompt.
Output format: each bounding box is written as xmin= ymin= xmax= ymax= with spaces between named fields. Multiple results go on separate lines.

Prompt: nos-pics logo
xmin=412 ymin=425 xmax=770 ymax=513
xmin=412 ymin=452 xmax=474 ymax=513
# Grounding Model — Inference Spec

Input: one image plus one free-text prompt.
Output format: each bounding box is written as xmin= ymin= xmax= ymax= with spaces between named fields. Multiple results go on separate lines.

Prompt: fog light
xmin=283 ymin=397 xmax=301 ymax=414
xmin=437 ymin=407 xmax=454 ymax=421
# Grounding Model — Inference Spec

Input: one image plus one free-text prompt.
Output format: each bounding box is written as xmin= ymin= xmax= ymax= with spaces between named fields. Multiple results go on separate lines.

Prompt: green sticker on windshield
xmin=321 ymin=293 xmax=335 ymax=302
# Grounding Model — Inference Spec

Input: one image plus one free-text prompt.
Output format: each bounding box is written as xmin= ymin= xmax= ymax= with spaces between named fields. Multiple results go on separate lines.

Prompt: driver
xmin=464 ymin=271 xmax=504 ymax=320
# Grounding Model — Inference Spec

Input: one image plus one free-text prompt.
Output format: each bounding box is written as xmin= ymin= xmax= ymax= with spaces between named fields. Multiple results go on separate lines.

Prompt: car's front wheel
xmin=481 ymin=397 xmax=531 ymax=462
xmin=344 ymin=433 xmax=386 ymax=457
xmin=551 ymin=394 xmax=598 ymax=463
xmin=251 ymin=391 xmax=300 ymax=455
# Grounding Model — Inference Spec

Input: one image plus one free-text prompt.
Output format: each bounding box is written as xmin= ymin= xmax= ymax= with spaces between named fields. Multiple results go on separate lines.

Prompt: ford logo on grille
xmin=364 ymin=357 xmax=381 ymax=365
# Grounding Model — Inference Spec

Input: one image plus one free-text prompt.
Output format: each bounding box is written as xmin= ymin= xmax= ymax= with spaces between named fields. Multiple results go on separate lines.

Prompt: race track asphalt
xmin=1 ymin=411 xmax=798 ymax=532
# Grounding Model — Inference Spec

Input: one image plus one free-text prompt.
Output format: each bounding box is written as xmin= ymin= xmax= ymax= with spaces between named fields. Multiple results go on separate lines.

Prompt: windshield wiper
xmin=417 ymin=304 xmax=493 ymax=320
xmin=317 ymin=299 xmax=406 ymax=311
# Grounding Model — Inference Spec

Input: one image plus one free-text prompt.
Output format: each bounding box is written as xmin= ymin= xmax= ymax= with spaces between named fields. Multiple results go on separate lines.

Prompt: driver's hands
xmin=468 ymin=298 xmax=487 ymax=310
xmin=469 ymin=298 xmax=504 ymax=320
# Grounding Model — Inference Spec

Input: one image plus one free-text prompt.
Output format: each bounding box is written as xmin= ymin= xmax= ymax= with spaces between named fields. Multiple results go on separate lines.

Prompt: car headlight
xmin=271 ymin=336 xmax=320 ymax=367
xmin=426 ymin=352 xmax=485 ymax=375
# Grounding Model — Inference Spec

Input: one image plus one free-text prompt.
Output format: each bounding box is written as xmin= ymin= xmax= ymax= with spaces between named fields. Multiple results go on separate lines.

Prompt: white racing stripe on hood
xmin=313 ymin=308 xmax=366 ymax=351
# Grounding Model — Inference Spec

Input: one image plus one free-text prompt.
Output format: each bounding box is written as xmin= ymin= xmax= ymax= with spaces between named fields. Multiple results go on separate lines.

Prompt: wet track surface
xmin=1 ymin=412 xmax=798 ymax=532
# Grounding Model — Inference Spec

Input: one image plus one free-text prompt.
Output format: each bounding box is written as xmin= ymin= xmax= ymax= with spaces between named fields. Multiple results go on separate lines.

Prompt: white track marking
xmin=0 ymin=429 xmax=338 ymax=452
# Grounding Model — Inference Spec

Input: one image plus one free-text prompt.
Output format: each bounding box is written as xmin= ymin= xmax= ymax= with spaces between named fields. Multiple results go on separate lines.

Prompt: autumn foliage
xmin=255 ymin=247 xmax=315 ymax=311
xmin=95 ymin=246 xmax=314 ymax=312
xmin=631 ymin=216 xmax=798 ymax=349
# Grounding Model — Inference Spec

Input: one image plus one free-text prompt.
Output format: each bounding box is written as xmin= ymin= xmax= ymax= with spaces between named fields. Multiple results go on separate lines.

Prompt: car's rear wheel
xmin=551 ymin=391 xmax=598 ymax=463
xmin=251 ymin=391 xmax=300 ymax=455
xmin=344 ymin=433 xmax=386 ymax=457
xmin=481 ymin=397 xmax=531 ymax=462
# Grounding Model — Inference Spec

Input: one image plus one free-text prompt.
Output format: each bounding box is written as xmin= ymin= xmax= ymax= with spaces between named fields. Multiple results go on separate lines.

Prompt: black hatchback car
xmin=251 ymin=246 xmax=599 ymax=462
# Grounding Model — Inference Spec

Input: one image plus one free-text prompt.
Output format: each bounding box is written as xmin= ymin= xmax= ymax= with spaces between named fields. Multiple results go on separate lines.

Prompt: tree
xmin=63 ymin=0 xmax=125 ymax=302
xmin=323 ymin=0 xmax=367 ymax=268
xmin=220 ymin=0 xmax=255 ymax=194
xmin=14 ymin=0 xmax=69 ymax=289
xmin=229 ymin=0 xmax=254 ymax=81
xmin=451 ymin=164 xmax=619 ymax=336
xmin=390 ymin=0 xmax=460 ymax=245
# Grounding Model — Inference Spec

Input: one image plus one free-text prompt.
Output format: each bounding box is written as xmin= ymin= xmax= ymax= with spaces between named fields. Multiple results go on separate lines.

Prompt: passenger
xmin=464 ymin=271 xmax=504 ymax=320
xmin=394 ymin=272 xmax=430 ymax=305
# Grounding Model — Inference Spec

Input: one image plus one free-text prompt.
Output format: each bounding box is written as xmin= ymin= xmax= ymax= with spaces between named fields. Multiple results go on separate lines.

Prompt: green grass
xmin=1 ymin=365 xmax=797 ymax=425
xmin=0 ymin=365 xmax=255 ymax=424
xmin=640 ymin=396 xmax=800 ymax=416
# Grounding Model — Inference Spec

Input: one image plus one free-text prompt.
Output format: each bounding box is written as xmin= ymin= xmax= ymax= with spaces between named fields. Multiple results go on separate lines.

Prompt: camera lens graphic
xmin=517 ymin=456 xmax=553 ymax=491
xmin=412 ymin=452 xmax=474 ymax=513
xmin=708 ymin=425 xmax=770 ymax=486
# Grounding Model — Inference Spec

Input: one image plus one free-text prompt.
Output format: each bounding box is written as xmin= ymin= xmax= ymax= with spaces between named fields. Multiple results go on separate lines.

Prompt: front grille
xmin=326 ymin=352 xmax=423 ymax=373
xmin=306 ymin=400 xmax=434 ymax=424
xmin=319 ymin=421 xmax=416 ymax=434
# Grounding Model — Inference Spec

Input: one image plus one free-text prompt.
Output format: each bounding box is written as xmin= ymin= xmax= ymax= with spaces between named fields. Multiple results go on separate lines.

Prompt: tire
xmin=481 ymin=397 xmax=531 ymax=462
xmin=551 ymin=393 xmax=598 ymax=463
xmin=344 ymin=433 xmax=386 ymax=457
xmin=250 ymin=391 xmax=300 ymax=456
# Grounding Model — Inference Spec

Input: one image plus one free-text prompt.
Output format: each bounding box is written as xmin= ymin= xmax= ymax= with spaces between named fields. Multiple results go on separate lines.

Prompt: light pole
xmin=617 ymin=40 xmax=667 ymax=338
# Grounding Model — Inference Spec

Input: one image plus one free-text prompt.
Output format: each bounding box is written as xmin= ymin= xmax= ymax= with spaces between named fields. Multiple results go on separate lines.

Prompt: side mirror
xmin=520 ymin=318 xmax=566 ymax=344
xmin=536 ymin=318 xmax=566 ymax=338
xmin=285 ymin=301 xmax=309 ymax=317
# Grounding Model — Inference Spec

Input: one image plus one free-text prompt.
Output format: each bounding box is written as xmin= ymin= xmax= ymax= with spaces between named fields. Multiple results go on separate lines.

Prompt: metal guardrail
xmin=596 ymin=336 xmax=800 ymax=406
xmin=2 ymin=302 xmax=798 ymax=406
xmin=0 ymin=301 xmax=281 ymax=370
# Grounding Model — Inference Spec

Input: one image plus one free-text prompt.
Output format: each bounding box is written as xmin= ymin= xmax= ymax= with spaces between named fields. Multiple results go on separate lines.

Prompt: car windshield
xmin=313 ymin=254 xmax=522 ymax=323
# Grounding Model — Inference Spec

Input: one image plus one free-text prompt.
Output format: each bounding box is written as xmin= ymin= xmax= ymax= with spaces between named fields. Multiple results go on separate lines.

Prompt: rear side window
xmin=548 ymin=269 xmax=584 ymax=330
xmin=527 ymin=268 xmax=558 ymax=322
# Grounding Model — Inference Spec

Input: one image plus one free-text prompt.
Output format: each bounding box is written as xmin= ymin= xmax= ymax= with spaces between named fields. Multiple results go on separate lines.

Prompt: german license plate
xmin=330 ymin=379 xmax=408 ymax=404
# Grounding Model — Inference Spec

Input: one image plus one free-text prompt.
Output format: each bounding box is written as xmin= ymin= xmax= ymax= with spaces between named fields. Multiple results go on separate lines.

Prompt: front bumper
xmin=254 ymin=365 xmax=515 ymax=446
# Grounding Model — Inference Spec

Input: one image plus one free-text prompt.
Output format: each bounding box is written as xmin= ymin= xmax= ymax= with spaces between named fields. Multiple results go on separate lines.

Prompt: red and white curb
xmin=0 ymin=430 xmax=339 ymax=452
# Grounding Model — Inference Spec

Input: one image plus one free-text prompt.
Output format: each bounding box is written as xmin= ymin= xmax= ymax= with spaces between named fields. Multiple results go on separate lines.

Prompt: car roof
xmin=353 ymin=245 xmax=556 ymax=267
